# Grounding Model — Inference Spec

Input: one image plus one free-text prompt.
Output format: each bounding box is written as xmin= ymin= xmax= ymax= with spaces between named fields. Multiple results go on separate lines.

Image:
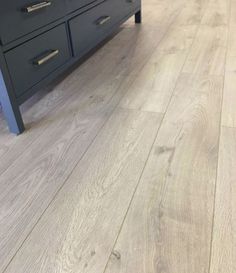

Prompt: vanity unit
xmin=0 ymin=0 xmax=141 ymax=134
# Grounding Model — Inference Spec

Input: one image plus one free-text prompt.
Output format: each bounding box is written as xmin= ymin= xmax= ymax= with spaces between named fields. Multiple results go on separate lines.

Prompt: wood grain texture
xmin=201 ymin=6 xmax=228 ymax=26
xmin=105 ymin=74 xmax=223 ymax=273
xmin=155 ymin=25 xmax=197 ymax=53
xmin=201 ymin=0 xmax=230 ymax=26
xmin=0 ymin=72 xmax=134 ymax=273
xmin=226 ymin=26 xmax=236 ymax=72
xmin=3 ymin=108 xmax=163 ymax=273
xmin=0 ymin=71 xmax=89 ymax=175
xmin=183 ymin=25 xmax=227 ymax=75
xmin=175 ymin=4 xmax=205 ymax=25
xmin=209 ymin=127 xmax=236 ymax=273
xmin=221 ymin=72 xmax=236 ymax=127
xmin=119 ymin=52 xmax=187 ymax=113
xmin=230 ymin=0 xmax=236 ymax=25
xmin=119 ymin=25 xmax=197 ymax=113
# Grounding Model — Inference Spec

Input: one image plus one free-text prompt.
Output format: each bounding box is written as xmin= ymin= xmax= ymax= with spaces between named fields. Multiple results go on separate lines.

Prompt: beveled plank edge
xmin=208 ymin=125 xmax=236 ymax=273
xmin=208 ymin=0 xmax=232 ymax=269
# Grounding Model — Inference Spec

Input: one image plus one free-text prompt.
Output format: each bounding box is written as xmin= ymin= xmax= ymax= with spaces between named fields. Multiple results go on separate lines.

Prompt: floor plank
xmin=230 ymin=0 xmax=236 ymax=26
xmin=155 ymin=25 xmax=197 ymax=53
xmin=221 ymin=72 xmax=236 ymax=127
xmin=183 ymin=25 xmax=227 ymax=75
xmin=119 ymin=52 xmax=187 ymax=113
xmin=175 ymin=4 xmax=205 ymax=25
xmin=226 ymin=26 xmax=236 ymax=72
xmin=201 ymin=6 xmax=228 ymax=26
xmin=209 ymin=127 xmax=236 ymax=273
xmin=3 ymin=108 xmax=163 ymax=273
xmin=200 ymin=0 xmax=230 ymax=26
xmin=119 ymin=25 xmax=197 ymax=113
xmin=105 ymin=73 xmax=223 ymax=273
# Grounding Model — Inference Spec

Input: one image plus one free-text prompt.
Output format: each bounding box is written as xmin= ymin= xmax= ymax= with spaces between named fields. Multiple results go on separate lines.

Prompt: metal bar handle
xmin=96 ymin=16 xmax=111 ymax=25
xmin=33 ymin=49 xmax=59 ymax=66
xmin=23 ymin=1 xmax=52 ymax=13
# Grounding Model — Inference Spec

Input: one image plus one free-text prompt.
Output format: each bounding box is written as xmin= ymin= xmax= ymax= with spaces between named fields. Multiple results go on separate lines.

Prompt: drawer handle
xmin=23 ymin=1 xmax=52 ymax=13
xmin=33 ymin=49 xmax=59 ymax=66
xmin=96 ymin=16 xmax=111 ymax=25
xmin=126 ymin=0 xmax=135 ymax=2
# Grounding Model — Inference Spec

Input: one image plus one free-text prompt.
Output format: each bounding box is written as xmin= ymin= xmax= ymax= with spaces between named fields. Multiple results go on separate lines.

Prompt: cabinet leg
xmin=135 ymin=10 xmax=142 ymax=24
xmin=0 ymin=73 xmax=25 ymax=135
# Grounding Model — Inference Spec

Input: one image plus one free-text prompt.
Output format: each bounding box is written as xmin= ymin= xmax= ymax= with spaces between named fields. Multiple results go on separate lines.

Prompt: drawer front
xmin=5 ymin=24 xmax=70 ymax=97
xmin=66 ymin=0 xmax=97 ymax=12
xmin=69 ymin=0 xmax=125 ymax=58
xmin=0 ymin=0 xmax=66 ymax=45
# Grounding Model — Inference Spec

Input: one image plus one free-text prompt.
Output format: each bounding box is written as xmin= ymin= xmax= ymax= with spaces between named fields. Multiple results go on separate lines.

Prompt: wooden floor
xmin=0 ymin=0 xmax=235 ymax=272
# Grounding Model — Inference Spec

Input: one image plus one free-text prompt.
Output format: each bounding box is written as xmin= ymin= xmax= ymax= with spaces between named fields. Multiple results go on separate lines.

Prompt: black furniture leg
xmin=135 ymin=10 xmax=142 ymax=23
xmin=0 ymin=71 xmax=25 ymax=135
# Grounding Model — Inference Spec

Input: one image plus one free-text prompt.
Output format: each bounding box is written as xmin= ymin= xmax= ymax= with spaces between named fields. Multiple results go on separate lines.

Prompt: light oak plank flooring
xmin=209 ymin=127 xmax=236 ymax=273
xmin=0 ymin=0 xmax=235 ymax=272
xmin=119 ymin=25 xmax=197 ymax=113
xmin=106 ymin=73 xmax=223 ymax=273
xmin=209 ymin=0 xmax=236 ymax=271
xmin=182 ymin=25 xmax=227 ymax=76
xmin=221 ymin=72 xmax=236 ymax=127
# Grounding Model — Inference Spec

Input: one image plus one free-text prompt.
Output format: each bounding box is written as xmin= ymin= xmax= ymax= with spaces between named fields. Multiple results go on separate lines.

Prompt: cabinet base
xmin=135 ymin=10 xmax=142 ymax=23
xmin=1 ymin=6 xmax=142 ymax=135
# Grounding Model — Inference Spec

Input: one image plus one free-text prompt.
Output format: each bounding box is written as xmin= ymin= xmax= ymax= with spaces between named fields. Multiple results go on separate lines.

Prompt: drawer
xmin=69 ymin=0 xmax=124 ymax=58
xmin=66 ymin=0 xmax=98 ymax=13
xmin=0 ymin=0 xmax=66 ymax=45
xmin=69 ymin=0 xmax=141 ymax=58
xmin=5 ymin=24 xmax=70 ymax=97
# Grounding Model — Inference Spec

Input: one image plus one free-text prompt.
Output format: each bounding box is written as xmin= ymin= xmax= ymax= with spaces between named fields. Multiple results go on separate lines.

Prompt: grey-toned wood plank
xmin=105 ymin=73 xmax=223 ymax=273
xmin=183 ymin=25 xmax=227 ymax=75
xmin=221 ymin=72 xmax=236 ymax=127
xmin=3 ymin=108 xmax=163 ymax=273
xmin=119 ymin=52 xmax=187 ymax=113
xmin=119 ymin=25 xmax=197 ymax=113
xmin=209 ymin=127 xmax=236 ymax=273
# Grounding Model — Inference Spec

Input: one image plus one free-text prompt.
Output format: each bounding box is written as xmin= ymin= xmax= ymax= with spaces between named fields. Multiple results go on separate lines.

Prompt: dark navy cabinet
xmin=0 ymin=0 xmax=141 ymax=134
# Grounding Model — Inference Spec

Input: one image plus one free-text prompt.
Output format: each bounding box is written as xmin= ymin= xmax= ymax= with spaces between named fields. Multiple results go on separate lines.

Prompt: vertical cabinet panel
xmin=69 ymin=0 xmax=141 ymax=58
